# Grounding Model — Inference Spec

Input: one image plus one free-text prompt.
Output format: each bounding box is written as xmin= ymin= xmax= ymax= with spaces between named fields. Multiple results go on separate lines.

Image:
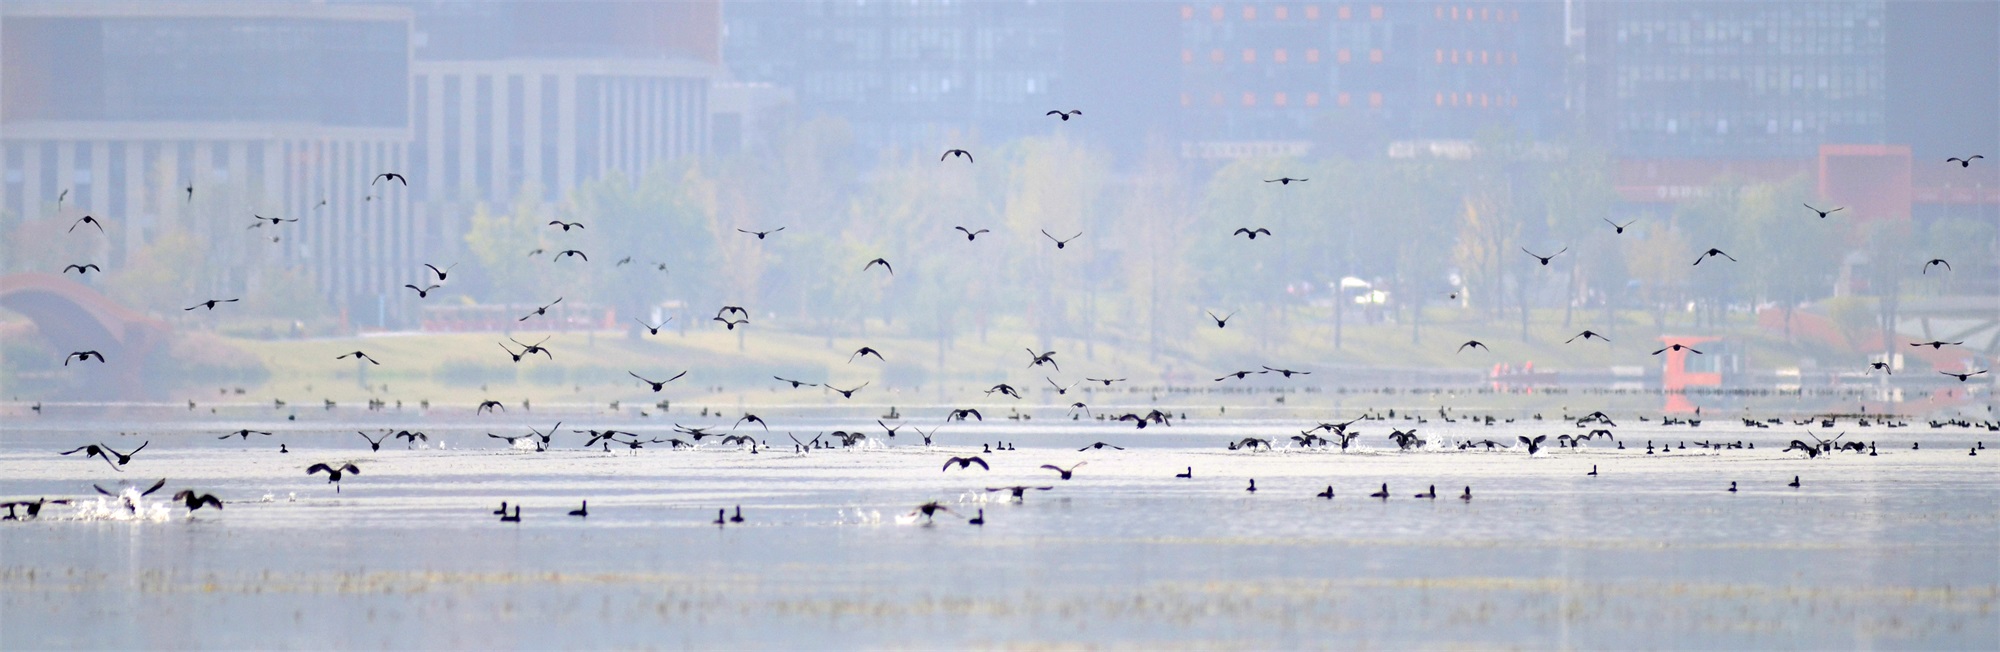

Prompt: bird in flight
xmin=986 ymin=383 xmax=1023 ymax=399
xmin=64 ymin=351 xmax=105 ymax=365
xmin=1522 ymin=247 xmax=1566 ymax=266
xmin=1085 ymin=377 xmax=1125 ymax=386
xmin=336 ymin=351 xmax=380 ymax=365
xmin=1868 ymin=361 xmax=1892 ymax=374
xmin=1692 ymin=248 xmax=1736 ymax=265
xmin=1910 ymin=340 xmax=1962 ymax=349
xmin=1803 ymin=204 xmax=1843 ymax=219
xmin=1046 ymin=377 xmax=1078 ymax=394
xmin=57 ymin=188 xmax=69 ymax=210
xmin=1922 ymin=259 xmax=1951 ymax=274
xmin=61 ymin=444 xmax=123 ymax=471
xmin=850 ymin=347 xmax=885 ymax=363
xmin=172 ymin=490 xmax=225 ymax=513
xmin=1046 ymin=110 xmax=1081 ymax=121
xmin=69 ymin=215 xmax=105 ymax=233
xmin=184 ymin=182 xmax=195 ymax=203
xmin=1457 ymin=340 xmax=1488 ymax=353
xmin=941 ymin=149 xmax=974 ymax=163
xmin=548 ymin=220 xmax=585 ymax=231
xmin=404 ymin=284 xmax=440 ymax=298
xmin=519 ymin=297 xmax=563 ymax=322
xmin=184 ymin=298 xmax=239 ymax=311
xmin=1264 ymin=178 xmax=1307 ymax=185
xmin=737 ymin=227 xmax=785 ymax=240
xmin=306 ymin=462 xmax=361 ymax=492
xmin=372 ymin=172 xmax=408 ymax=186
xmin=1566 ymin=330 xmax=1610 ymax=344
xmin=863 ymin=258 xmax=893 ymax=274
xmin=942 ymin=456 xmax=990 ymax=471
xmin=714 ymin=315 xmax=749 ymax=330
xmin=1215 ymin=370 xmax=1265 ymax=381
xmin=507 ymin=336 xmax=552 ymax=360
xmin=1262 ymin=366 xmax=1310 ymax=378
xmin=553 ymin=249 xmax=588 ymax=261
xmin=1946 ymin=155 xmax=1984 ymax=167
xmin=424 ymin=263 xmax=456 ymax=281
xmin=249 ymin=215 xmax=298 ymax=229
xmin=634 ymin=317 xmax=671 ymax=335
xmin=1652 ymin=343 xmax=1703 ymax=355
xmin=1042 ymin=230 xmax=1081 ymax=249
xmin=774 ymin=376 xmax=817 ymax=388
xmin=1603 ymin=218 xmax=1635 ymax=234
xmin=1041 ymin=461 xmax=1087 ymax=479
xmin=1025 ymin=349 xmax=1059 ymax=370
xmin=63 ymin=263 xmax=100 ymax=275
xmin=954 ymin=226 xmax=989 ymax=241
xmin=826 ymin=382 xmax=868 ymax=399
xmin=1940 ymin=370 xmax=1988 ymax=382
xmin=629 ymin=371 xmax=687 ymax=392
xmin=948 ymin=408 xmax=983 ymax=422
xmin=1206 ymin=310 xmax=1236 ymax=328
xmin=1233 ymin=227 xmax=1272 ymax=240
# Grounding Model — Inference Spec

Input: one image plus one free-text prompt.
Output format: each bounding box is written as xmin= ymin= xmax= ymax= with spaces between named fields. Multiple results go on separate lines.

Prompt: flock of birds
xmin=18 ymin=111 xmax=1994 ymax=527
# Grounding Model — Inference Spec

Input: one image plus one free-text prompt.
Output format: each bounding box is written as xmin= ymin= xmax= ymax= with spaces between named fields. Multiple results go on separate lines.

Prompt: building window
xmin=1275 ymin=49 xmax=1289 ymax=63
xmin=1338 ymin=49 xmax=1351 ymax=63
xmin=1338 ymin=92 xmax=1351 ymax=106
xmin=1436 ymin=92 xmax=1444 ymax=106
xmin=1307 ymin=49 xmax=1321 ymax=62
xmin=1274 ymin=92 xmax=1288 ymax=106
xmin=1338 ymin=6 xmax=1352 ymax=20
xmin=1370 ymin=49 xmax=1383 ymax=63
xmin=1435 ymin=49 xmax=1444 ymax=63
xmin=1242 ymin=92 xmax=1256 ymax=106
xmin=1369 ymin=91 xmax=1382 ymax=107
xmin=1306 ymin=92 xmax=1320 ymax=106
xmin=1306 ymin=5 xmax=1320 ymax=19
xmin=1243 ymin=5 xmax=1255 ymax=20
xmin=1274 ymin=6 xmax=1288 ymax=20
xmin=1211 ymin=5 xmax=1224 ymax=20
xmin=1182 ymin=5 xmax=1193 ymax=20
xmin=1243 ymin=49 xmax=1256 ymax=63
xmin=1211 ymin=92 xmax=1225 ymax=106
xmin=1370 ymin=5 xmax=1383 ymax=19
xmin=1211 ymin=49 xmax=1225 ymax=62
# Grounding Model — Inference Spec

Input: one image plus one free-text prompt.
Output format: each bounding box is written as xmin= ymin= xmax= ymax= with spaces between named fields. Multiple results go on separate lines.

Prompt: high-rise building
xmin=1 ymin=1 xmax=417 ymax=323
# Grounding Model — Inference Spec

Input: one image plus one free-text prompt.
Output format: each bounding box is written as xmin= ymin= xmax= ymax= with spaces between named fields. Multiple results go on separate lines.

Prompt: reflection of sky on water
xmin=3 ymin=411 xmax=1995 ymax=648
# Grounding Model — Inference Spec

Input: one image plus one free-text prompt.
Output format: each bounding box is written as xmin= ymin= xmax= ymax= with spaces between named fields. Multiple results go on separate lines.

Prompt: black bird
xmin=424 ymin=263 xmax=456 ymax=280
xmin=736 ymin=227 xmax=785 ymax=239
xmin=718 ymin=306 xmax=750 ymax=319
xmin=954 ymin=226 xmax=990 ymax=241
xmin=1264 ymin=177 xmax=1307 ymax=185
xmin=184 ymin=182 xmax=194 ymax=203
xmin=336 ymin=351 xmax=380 ymax=365
xmin=1233 ymin=227 xmax=1272 ymax=240
xmin=498 ymin=342 xmax=527 ymax=362
xmin=942 ymin=456 xmax=990 ymax=472
xmin=1041 ymin=462 xmax=1087 ymax=479
xmin=93 ymin=479 xmax=167 ymax=503
xmin=1603 ymin=218 xmax=1636 ymax=234
xmin=1046 ymin=378 xmax=1078 ymax=394
xmin=1460 ymin=486 xmax=1472 ymax=501
xmin=1415 ymin=485 xmax=1437 ymax=499
xmin=1651 ymin=343 xmax=1703 ymax=355
xmin=986 ymin=384 xmax=1023 ymax=399
xmin=248 ymin=215 xmax=298 ymax=229
xmin=519 ymin=297 xmax=563 ymax=322
xmin=392 ymin=430 xmax=428 ymax=446
xmin=1946 ymin=155 xmax=1984 ymax=167
xmin=851 ymin=347 xmax=885 ymax=363
xmin=734 ymin=414 xmax=770 ymax=431
xmin=2 ymin=498 xmax=72 ymax=520
xmin=948 ymin=408 xmax=983 ymax=422
xmin=1922 ymin=259 xmax=1951 ymax=274
xmin=1941 ymin=370 xmax=1988 ymax=382
xmin=1206 ymin=310 xmax=1235 ymax=328
xmin=1025 ymin=349 xmax=1059 ymax=370
xmin=477 ymin=400 xmax=504 ymax=414
xmin=1315 ymin=486 xmax=1335 ymax=499
xmin=987 ymin=486 xmax=1053 ymax=502
xmin=63 ymin=263 xmax=100 ymax=275
xmin=1246 ymin=479 xmax=1257 ymax=493
xmin=966 ymin=509 xmax=985 ymax=526
xmin=70 ymin=215 xmax=105 ymax=233
xmin=1692 ymin=248 xmax=1736 ymax=265
xmin=1521 ymin=247 xmax=1566 ymax=266
xmin=506 ymin=335 xmax=554 ymax=359
xmin=492 ymin=502 xmax=509 ymax=515
xmin=1085 ymin=378 xmax=1126 ymax=386
xmin=826 ymin=382 xmax=869 ymax=399
xmin=774 ymin=376 xmax=818 ymax=388
xmin=1046 ymin=109 xmax=1081 ymax=121
xmin=630 ymin=370 xmax=688 ymax=391
xmin=1787 ymin=476 xmax=1800 ymax=488
xmin=1457 ymin=340 xmax=1488 ymax=353
xmin=218 ymin=429 xmax=272 ymax=440
xmin=501 ymin=506 xmax=522 ymax=522
xmin=1041 ymin=229 xmax=1081 ymax=249
xmin=714 ymin=316 xmax=750 ymax=329
xmin=1566 ymin=330 xmax=1610 ymax=344
xmin=1588 ymin=465 xmax=1599 ymax=477
xmin=553 ymin=249 xmax=588 ymax=261
xmin=1229 ymin=437 xmax=1273 ymax=451
xmin=1910 ymin=340 xmax=1962 ymax=349
xmin=569 ymin=501 xmax=589 ymax=517
xmin=172 ymin=490 xmax=224 ymax=513
xmin=404 ymin=284 xmax=440 ymax=298
xmin=185 ymin=298 xmax=241 ymax=312
xmin=306 ymin=462 xmax=361 ymax=492
xmin=1262 ymin=366 xmax=1310 ymax=378
xmin=1869 ymin=361 xmax=1892 ymax=374
xmin=59 ymin=443 xmax=123 ymax=471
xmin=357 ymin=431 xmax=390 ymax=451
xmin=634 ymin=317 xmax=672 ymax=335
xmin=941 ymin=149 xmax=974 ymax=163
xmin=1727 ymin=481 xmax=1738 ymax=493
xmin=729 ymin=506 xmax=745 ymax=523
xmin=1215 ymin=370 xmax=1266 ymax=381
xmin=1517 ymin=435 xmax=1547 ymax=455
xmin=64 ymin=351 xmax=106 ymax=365
xmin=1803 ymin=203 xmax=1843 ymax=219
xmin=548 ymin=220 xmax=585 ymax=231
xmin=1369 ymin=483 xmax=1390 ymax=499
xmin=372 ymin=172 xmax=408 ymax=186
xmin=1176 ymin=467 xmax=1193 ymax=478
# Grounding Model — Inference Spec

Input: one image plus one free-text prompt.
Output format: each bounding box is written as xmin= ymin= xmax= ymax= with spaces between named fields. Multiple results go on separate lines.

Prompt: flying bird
xmin=477 ymin=400 xmax=505 ymax=414
xmin=1041 ymin=230 xmax=1081 ymax=249
xmin=1603 ymin=218 xmax=1635 ymax=234
xmin=404 ymin=284 xmax=441 ymax=298
xmin=306 ymin=462 xmax=361 ymax=492
xmin=1652 ymin=343 xmax=1703 ymax=355
xmin=1522 ymin=247 xmax=1566 ymax=266
xmin=826 ymin=382 xmax=868 ymax=399
xmin=986 ymin=383 xmax=1023 ymax=399
xmin=1565 ymin=330 xmax=1610 ymax=344
xmin=1206 ymin=310 xmax=1235 ymax=328
xmin=1085 ymin=377 xmax=1125 ymax=386
xmin=424 ymin=263 xmax=456 ymax=280
xmin=1803 ymin=204 xmax=1843 ymax=219
xmin=70 ymin=215 xmax=105 ymax=233
xmin=63 ymin=351 xmax=105 ymax=365
xmin=1264 ymin=178 xmax=1307 ymax=185
xmin=1262 ymin=366 xmax=1310 ymax=378
xmin=1214 ymin=370 xmax=1265 ymax=381
xmin=1046 ymin=110 xmax=1081 ymax=121
xmin=519 ymin=297 xmax=563 ymax=321
xmin=172 ymin=490 xmax=225 ymax=513
xmin=1025 ymin=349 xmax=1059 ymax=370
xmin=850 ymin=347 xmax=885 ymax=363
xmin=629 ymin=371 xmax=687 ymax=392
xmin=634 ymin=317 xmax=671 ymax=335
xmin=547 ymin=220 xmax=585 ymax=231
xmin=940 ymin=149 xmax=974 ymax=163
xmin=863 ymin=258 xmax=893 ymax=274
xmin=954 ymin=226 xmax=990 ymax=241
xmin=773 ymin=376 xmax=818 ymax=388
xmin=336 ymin=351 xmax=380 ymax=365
xmin=736 ymin=227 xmax=785 ymax=239
xmin=372 ymin=172 xmax=408 ymax=186
xmin=1457 ymin=340 xmax=1488 ymax=353
xmin=183 ymin=298 xmax=239 ymax=311
xmin=1940 ymin=370 xmax=1988 ymax=382
xmin=1922 ymin=259 xmax=1951 ymax=274
xmin=553 ymin=249 xmax=588 ymax=261
xmin=941 ymin=456 xmax=990 ymax=471
xmin=1040 ymin=462 xmax=1087 ymax=480
xmin=249 ymin=215 xmax=298 ymax=229
xmin=1692 ymin=248 xmax=1736 ymax=265
xmin=1946 ymin=155 xmax=1984 ymax=167
xmin=59 ymin=443 xmax=123 ymax=470
xmin=948 ymin=408 xmax=984 ymax=422
xmin=1077 ymin=442 xmax=1124 ymax=452
xmin=1910 ymin=340 xmax=1962 ymax=349
xmin=1233 ymin=227 xmax=1272 ymax=240
xmin=63 ymin=263 xmax=100 ymax=275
